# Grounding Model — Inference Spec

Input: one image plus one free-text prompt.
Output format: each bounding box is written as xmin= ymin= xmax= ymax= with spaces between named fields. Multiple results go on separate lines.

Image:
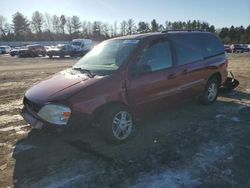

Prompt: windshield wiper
xmin=72 ymin=67 xmax=95 ymax=78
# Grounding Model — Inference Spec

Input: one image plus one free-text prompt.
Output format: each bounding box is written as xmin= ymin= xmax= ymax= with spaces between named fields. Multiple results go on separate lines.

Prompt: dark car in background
xmin=18 ymin=44 xmax=46 ymax=57
xmin=46 ymin=44 xmax=73 ymax=58
xmin=242 ymin=44 xmax=250 ymax=52
xmin=10 ymin=47 xmax=23 ymax=56
xmin=231 ymin=44 xmax=244 ymax=53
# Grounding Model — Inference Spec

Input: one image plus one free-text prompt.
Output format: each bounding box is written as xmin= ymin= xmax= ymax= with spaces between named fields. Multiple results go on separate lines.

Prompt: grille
xmin=23 ymin=97 xmax=42 ymax=113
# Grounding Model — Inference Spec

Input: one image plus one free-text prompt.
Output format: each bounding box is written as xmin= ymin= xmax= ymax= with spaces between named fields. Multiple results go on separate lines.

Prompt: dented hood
xmin=25 ymin=69 xmax=104 ymax=103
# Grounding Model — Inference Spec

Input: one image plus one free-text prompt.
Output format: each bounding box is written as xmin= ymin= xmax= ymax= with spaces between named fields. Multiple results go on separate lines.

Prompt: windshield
xmin=73 ymin=39 xmax=139 ymax=72
xmin=72 ymin=42 xmax=82 ymax=46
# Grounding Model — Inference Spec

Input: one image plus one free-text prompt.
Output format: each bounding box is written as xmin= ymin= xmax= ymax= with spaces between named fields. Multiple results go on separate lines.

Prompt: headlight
xmin=38 ymin=104 xmax=71 ymax=125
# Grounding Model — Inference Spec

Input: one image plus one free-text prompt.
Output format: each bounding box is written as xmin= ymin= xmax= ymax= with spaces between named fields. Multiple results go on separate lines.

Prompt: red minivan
xmin=21 ymin=31 xmax=228 ymax=143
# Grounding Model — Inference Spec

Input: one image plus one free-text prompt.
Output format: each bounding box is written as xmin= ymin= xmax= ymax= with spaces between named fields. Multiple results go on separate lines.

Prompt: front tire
xmin=100 ymin=105 xmax=135 ymax=144
xmin=200 ymin=78 xmax=219 ymax=105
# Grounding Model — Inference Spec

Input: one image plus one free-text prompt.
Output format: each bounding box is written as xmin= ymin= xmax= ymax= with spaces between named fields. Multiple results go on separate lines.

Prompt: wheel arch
xmin=209 ymin=72 xmax=222 ymax=85
xmin=92 ymin=101 xmax=129 ymax=123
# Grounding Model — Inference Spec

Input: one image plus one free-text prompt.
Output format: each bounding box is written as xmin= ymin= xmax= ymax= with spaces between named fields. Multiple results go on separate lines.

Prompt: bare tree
xmin=120 ymin=20 xmax=127 ymax=36
xmin=86 ymin=21 xmax=93 ymax=36
xmin=44 ymin=13 xmax=52 ymax=32
xmin=0 ymin=15 xmax=7 ymax=37
xmin=66 ymin=16 xmax=72 ymax=36
xmin=126 ymin=19 xmax=136 ymax=35
xmin=31 ymin=11 xmax=43 ymax=35
xmin=113 ymin=21 xmax=117 ymax=37
xmin=52 ymin=15 xmax=60 ymax=34
xmin=59 ymin=15 xmax=66 ymax=35
xmin=101 ymin=23 xmax=110 ymax=38
xmin=82 ymin=21 xmax=93 ymax=37
xmin=109 ymin=25 xmax=114 ymax=37
xmin=82 ymin=21 xmax=87 ymax=36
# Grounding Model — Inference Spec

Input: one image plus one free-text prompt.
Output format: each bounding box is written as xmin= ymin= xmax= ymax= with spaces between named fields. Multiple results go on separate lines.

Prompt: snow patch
xmin=215 ymin=114 xmax=226 ymax=119
xmin=25 ymin=160 xmax=99 ymax=188
xmin=130 ymin=170 xmax=200 ymax=188
xmin=0 ymin=124 xmax=29 ymax=132
xmin=0 ymin=99 xmax=22 ymax=113
xmin=0 ymin=114 xmax=23 ymax=126
xmin=42 ymin=174 xmax=83 ymax=188
xmin=131 ymin=142 xmax=230 ymax=188
xmin=230 ymin=117 xmax=241 ymax=122
xmin=13 ymin=143 xmax=36 ymax=155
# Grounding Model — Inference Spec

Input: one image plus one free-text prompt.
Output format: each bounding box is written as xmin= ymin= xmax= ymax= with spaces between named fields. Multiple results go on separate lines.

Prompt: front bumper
xmin=21 ymin=106 xmax=70 ymax=129
xmin=21 ymin=106 xmax=92 ymax=130
xmin=21 ymin=107 xmax=44 ymax=129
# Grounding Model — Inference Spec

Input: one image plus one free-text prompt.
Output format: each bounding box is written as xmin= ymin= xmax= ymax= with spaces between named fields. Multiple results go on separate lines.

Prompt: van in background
xmin=71 ymin=39 xmax=94 ymax=56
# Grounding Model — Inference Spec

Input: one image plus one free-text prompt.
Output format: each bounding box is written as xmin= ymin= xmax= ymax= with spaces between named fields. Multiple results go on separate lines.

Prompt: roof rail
xmin=161 ymin=29 xmax=206 ymax=33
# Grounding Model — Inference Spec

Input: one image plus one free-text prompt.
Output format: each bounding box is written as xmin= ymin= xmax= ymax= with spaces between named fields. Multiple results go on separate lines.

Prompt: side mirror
xmin=131 ymin=64 xmax=152 ymax=77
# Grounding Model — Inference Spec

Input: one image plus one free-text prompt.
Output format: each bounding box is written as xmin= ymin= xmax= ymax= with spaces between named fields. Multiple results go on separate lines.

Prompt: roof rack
xmin=161 ymin=29 xmax=206 ymax=33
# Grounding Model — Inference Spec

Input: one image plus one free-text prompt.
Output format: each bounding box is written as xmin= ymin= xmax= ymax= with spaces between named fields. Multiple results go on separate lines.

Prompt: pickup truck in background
xmin=46 ymin=44 xmax=74 ymax=58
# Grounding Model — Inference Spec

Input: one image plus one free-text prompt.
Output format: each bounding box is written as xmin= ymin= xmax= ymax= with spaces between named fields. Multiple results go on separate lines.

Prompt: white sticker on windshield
xmin=123 ymin=40 xmax=139 ymax=44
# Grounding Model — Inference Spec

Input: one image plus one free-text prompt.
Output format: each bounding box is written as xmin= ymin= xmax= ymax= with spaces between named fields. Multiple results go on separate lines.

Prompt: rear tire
xmin=199 ymin=78 xmax=219 ymax=105
xmin=99 ymin=105 xmax=135 ymax=144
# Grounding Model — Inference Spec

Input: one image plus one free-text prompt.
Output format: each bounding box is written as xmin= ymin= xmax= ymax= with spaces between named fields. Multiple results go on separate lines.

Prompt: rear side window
xmin=137 ymin=40 xmax=173 ymax=71
xmin=170 ymin=33 xmax=224 ymax=65
xmin=198 ymin=34 xmax=224 ymax=58
xmin=170 ymin=34 xmax=203 ymax=65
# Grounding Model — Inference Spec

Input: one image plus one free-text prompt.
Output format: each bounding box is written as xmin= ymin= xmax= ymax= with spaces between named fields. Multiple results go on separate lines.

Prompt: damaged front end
xmin=221 ymin=71 xmax=239 ymax=91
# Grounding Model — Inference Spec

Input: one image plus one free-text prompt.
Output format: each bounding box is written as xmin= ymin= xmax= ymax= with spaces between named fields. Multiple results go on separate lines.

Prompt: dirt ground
xmin=0 ymin=53 xmax=249 ymax=188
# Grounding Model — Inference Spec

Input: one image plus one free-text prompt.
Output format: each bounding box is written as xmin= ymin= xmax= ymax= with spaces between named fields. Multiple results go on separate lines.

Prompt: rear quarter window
xmin=169 ymin=33 xmax=224 ymax=65
xmin=197 ymin=34 xmax=224 ymax=58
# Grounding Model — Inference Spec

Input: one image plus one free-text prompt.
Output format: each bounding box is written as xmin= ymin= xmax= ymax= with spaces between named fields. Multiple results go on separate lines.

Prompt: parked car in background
xmin=46 ymin=44 xmax=73 ymax=58
xmin=242 ymin=44 xmax=250 ymax=52
xmin=21 ymin=31 xmax=229 ymax=144
xmin=231 ymin=44 xmax=244 ymax=53
xmin=18 ymin=44 xmax=46 ymax=57
xmin=10 ymin=47 xmax=22 ymax=56
xmin=0 ymin=46 xmax=11 ymax=54
xmin=72 ymin=39 xmax=93 ymax=56
xmin=224 ymin=45 xmax=232 ymax=53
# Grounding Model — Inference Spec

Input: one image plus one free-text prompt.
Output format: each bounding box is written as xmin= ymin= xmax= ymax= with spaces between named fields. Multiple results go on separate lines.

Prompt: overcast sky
xmin=0 ymin=0 xmax=250 ymax=28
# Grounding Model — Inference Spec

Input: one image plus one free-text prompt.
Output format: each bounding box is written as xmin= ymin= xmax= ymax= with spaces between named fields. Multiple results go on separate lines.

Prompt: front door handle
xmin=167 ymin=73 xmax=176 ymax=79
xmin=182 ymin=69 xmax=188 ymax=74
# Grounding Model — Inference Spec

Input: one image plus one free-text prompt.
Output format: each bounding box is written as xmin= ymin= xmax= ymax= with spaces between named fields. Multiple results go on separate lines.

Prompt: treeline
xmin=0 ymin=11 xmax=249 ymax=43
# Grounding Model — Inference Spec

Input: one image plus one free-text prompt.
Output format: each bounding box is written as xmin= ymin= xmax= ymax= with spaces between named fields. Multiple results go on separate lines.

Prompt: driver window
xmin=137 ymin=40 xmax=173 ymax=72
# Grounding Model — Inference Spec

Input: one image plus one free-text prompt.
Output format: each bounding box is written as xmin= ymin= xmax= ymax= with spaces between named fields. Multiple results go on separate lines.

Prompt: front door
xmin=126 ymin=38 xmax=179 ymax=116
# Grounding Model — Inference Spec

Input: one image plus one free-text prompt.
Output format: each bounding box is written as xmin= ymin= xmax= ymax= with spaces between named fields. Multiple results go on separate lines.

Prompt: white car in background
xmin=0 ymin=46 xmax=11 ymax=54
